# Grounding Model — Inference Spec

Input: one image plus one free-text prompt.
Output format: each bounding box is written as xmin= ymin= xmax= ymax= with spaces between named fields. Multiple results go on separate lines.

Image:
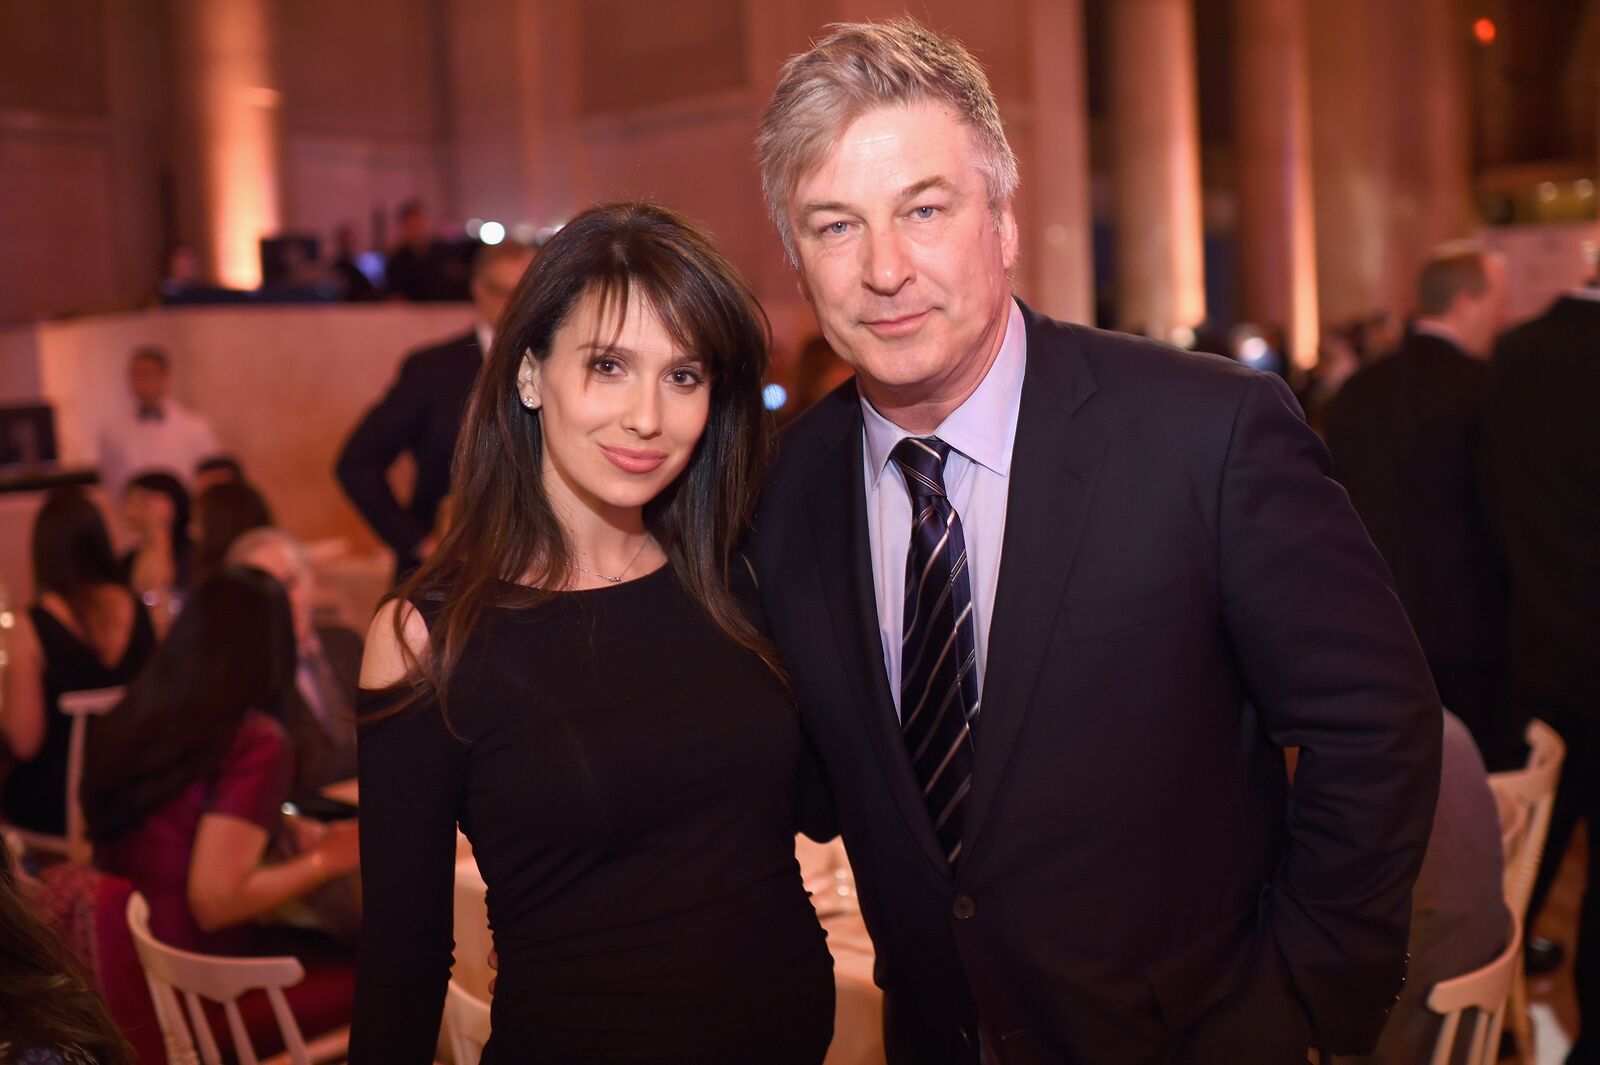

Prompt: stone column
xmin=1307 ymin=0 xmax=1393 ymax=325
xmin=1024 ymin=0 xmax=1095 ymax=325
xmin=1397 ymin=0 xmax=1476 ymax=287
xmin=447 ymin=0 xmax=586 ymax=238
xmin=1108 ymin=0 xmax=1207 ymax=341
xmin=169 ymin=0 xmax=283 ymax=289
xmin=1234 ymin=0 xmax=1319 ymax=368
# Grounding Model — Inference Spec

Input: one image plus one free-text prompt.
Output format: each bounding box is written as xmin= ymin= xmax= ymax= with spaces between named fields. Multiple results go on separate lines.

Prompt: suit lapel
xmin=803 ymin=413 xmax=953 ymax=880
xmin=963 ymin=310 xmax=1105 ymax=862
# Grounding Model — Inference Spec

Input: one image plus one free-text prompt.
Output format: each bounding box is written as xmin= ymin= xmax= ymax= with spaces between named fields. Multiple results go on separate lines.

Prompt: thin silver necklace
xmin=572 ymin=537 xmax=650 ymax=584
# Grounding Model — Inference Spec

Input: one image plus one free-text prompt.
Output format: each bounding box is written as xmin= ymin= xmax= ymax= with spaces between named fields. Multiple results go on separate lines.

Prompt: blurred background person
xmin=336 ymin=239 xmax=534 ymax=578
xmin=382 ymin=199 xmax=466 ymax=302
xmin=1494 ymin=272 xmax=1600 ymax=1060
xmin=119 ymin=471 xmax=193 ymax=633
xmin=95 ymin=346 xmax=222 ymax=499
xmin=82 ymin=567 xmax=360 ymax=956
xmin=780 ymin=333 xmax=854 ymax=426
xmin=1330 ymin=710 xmax=1506 ymax=1065
xmin=156 ymin=242 xmax=202 ymax=303
xmin=1 ymin=487 xmax=155 ymax=839
xmin=192 ymin=454 xmax=245 ymax=495
xmin=226 ymin=527 xmax=362 ymax=814
xmin=329 ymin=223 xmax=380 ymax=302
xmin=0 ymin=833 xmax=133 ymax=1065
xmin=1325 ymin=241 xmax=1516 ymax=769
xmin=191 ymin=479 xmax=274 ymax=584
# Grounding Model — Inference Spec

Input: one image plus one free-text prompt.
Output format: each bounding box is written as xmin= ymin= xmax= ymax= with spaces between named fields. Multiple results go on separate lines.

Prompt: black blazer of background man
xmin=748 ymin=302 xmax=1442 ymax=1065
xmin=1324 ymin=326 xmax=1515 ymax=768
xmin=336 ymin=329 xmax=481 ymax=577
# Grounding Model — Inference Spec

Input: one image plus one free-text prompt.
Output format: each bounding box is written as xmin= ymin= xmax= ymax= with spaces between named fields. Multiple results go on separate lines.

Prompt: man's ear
xmin=795 ymin=267 xmax=815 ymax=307
xmin=998 ymin=201 xmax=1020 ymax=273
xmin=516 ymin=350 xmax=542 ymax=410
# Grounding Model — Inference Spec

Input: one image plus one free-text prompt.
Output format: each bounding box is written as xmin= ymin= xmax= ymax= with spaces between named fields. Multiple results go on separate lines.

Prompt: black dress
xmin=349 ymin=565 xmax=834 ymax=1064
xmin=1 ymin=598 xmax=155 ymax=835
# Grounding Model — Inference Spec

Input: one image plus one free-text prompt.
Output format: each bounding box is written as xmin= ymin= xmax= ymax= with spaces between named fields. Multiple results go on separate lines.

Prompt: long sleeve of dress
xmin=348 ymin=685 xmax=468 ymax=1064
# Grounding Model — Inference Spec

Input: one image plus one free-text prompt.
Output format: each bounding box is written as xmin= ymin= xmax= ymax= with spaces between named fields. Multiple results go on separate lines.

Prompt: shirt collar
xmin=1411 ymin=318 xmax=1465 ymax=349
xmin=861 ymin=298 xmax=1027 ymax=489
xmin=1566 ymin=286 xmax=1600 ymax=303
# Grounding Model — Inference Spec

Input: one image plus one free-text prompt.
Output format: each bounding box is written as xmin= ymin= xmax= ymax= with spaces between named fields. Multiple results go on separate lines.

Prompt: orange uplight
xmin=1473 ymin=17 xmax=1496 ymax=45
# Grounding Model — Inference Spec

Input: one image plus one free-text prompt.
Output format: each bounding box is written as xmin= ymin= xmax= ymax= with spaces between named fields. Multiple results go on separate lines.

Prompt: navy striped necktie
xmin=892 ymin=436 xmax=980 ymax=866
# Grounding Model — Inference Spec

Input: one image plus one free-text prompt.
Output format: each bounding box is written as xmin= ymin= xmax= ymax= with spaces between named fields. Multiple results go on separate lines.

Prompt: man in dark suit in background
xmin=226 ymin=526 xmax=364 ymax=810
xmin=748 ymin=20 xmax=1440 ymax=1064
xmin=336 ymin=240 xmax=534 ymax=577
xmin=1493 ymin=278 xmax=1600 ymax=1065
xmin=1324 ymin=242 xmax=1517 ymax=769
xmin=385 ymin=199 xmax=469 ymax=302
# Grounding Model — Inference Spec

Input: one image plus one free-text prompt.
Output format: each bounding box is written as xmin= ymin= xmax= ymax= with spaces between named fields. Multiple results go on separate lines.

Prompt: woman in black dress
xmin=350 ymin=202 xmax=834 ymax=1064
xmin=1 ymin=486 xmax=155 ymax=838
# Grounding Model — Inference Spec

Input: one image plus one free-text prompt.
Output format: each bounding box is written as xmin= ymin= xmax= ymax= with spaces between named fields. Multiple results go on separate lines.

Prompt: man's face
xmin=472 ymin=252 xmax=533 ymax=333
xmin=787 ymin=101 xmax=1018 ymax=412
xmin=400 ymin=210 xmax=428 ymax=245
xmin=128 ymin=357 xmax=168 ymax=405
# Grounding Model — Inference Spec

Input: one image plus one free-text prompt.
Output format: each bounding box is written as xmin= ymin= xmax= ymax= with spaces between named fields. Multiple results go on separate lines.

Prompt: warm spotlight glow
xmin=1473 ymin=18 xmax=1496 ymax=45
xmin=480 ymin=221 xmax=506 ymax=245
xmin=1576 ymin=179 xmax=1595 ymax=199
xmin=1537 ymin=182 xmax=1559 ymax=203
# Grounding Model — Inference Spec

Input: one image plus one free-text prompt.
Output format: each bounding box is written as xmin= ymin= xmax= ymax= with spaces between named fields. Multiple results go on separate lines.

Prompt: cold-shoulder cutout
xmin=360 ymin=598 xmax=432 ymax=690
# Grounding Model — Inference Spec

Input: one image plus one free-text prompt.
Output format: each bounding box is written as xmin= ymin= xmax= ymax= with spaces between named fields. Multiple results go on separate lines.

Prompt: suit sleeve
xmin=336 ymin=357 xmax=433 ymax=555
xmin=1218 ymin=372 xmax=1442 ymax=1054
xmin=732 ymin=551 xmax=839 ymax=842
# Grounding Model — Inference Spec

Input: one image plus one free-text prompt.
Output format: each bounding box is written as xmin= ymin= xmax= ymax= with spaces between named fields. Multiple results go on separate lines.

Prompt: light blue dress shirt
xmin=860 ymin=299 xmax=1028 ymax=717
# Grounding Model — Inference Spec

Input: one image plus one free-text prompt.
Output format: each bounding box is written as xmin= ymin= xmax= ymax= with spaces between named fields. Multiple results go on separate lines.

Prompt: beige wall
xmin=10 ymin=304 xmax=470 ymax=551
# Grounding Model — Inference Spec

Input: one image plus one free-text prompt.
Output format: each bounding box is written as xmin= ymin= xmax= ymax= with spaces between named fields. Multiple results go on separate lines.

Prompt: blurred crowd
xmin=0 ymin=228 xmax=1594 ymax=1062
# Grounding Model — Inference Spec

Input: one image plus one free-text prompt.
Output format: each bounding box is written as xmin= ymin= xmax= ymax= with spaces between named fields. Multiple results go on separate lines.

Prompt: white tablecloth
xmin=450 ymin=835 xmax=884 ymax=1065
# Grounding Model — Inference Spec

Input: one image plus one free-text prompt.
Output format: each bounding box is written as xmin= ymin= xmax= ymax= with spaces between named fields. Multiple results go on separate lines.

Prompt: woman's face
xmin=520 ymin=286 xmax=712 ymax=525
xmin=124 ymin=487 xmax=174 ymax=540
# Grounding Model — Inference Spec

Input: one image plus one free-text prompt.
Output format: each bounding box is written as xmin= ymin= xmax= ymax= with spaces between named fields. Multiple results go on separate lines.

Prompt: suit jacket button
xmin=952 ymin=894 xmax=976 ymax=920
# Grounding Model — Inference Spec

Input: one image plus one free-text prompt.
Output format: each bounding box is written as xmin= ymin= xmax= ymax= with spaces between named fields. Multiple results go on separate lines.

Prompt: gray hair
xmin=756 ymin=17 xmax=1020 ymax=265
xmin=1417 ymin=240 xmax=1499 ymax=317
xmin=225 ymin=525 xmax=311 ymax=574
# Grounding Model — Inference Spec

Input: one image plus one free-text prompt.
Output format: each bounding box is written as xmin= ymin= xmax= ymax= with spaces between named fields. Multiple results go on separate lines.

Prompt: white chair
xmin=444 ymin=978 xmax=491 ymax=1065
xmin=1426 ymin=904 xmax=1524 ymax=1065
xmin=125 ymin=893 xmax=349 ymax=1065
xmin=6 ymin=685 xmax=124 ymax=864
xmin=1488 ymin=779 xmax=1530 ymax=890
xmin=1488 ymin=718 xmax=1566 ymax=1064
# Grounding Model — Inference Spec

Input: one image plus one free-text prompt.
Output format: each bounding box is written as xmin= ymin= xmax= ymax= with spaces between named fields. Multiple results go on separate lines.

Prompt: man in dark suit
xmin=1324 ymin=243 xmax=1518 ymax=769
xmin=336 ymin=240 xmax=533 ymax=576
xmin=225 ymin=526 xmax=364 ymax=810
xmin=749 ymin=20 xmax=1440 ymax=1064
xmin=1492 ymin=280 xmax=1600 ymax=1064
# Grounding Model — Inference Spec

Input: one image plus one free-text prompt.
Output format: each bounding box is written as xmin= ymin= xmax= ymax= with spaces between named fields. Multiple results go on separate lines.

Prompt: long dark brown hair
xmin=0 ymin=834 xmax=133 ymax=1063
xmin=31 ymin=486 xmax=125 ymax=638
xmin=83 ymin=567 xmax=298 ymax=844
xmin=388 ymin=201 xmax=779 ymax=716
xmin=192 ymin=480 xmax=274 ymax=582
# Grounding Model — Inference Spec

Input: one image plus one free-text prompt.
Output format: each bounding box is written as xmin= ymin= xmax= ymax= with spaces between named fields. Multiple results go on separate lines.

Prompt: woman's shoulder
xmin=360 ymin=597 xmax=435 ymax=690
